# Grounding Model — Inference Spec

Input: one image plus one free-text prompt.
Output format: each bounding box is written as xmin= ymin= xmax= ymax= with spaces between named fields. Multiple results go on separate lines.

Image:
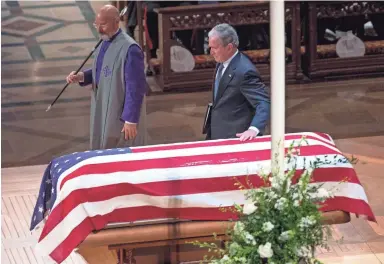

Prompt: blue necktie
xmin=214 ymin=64 xmax=224 ymax=99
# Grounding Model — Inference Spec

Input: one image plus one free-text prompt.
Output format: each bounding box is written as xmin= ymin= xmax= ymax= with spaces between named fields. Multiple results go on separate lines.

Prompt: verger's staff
xmin=46 ymin=6 xmax=128 ymax=112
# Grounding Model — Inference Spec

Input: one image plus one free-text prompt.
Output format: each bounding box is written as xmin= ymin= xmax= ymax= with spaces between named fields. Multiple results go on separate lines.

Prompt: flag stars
xmin=33 ymin=145 xmax=134 ymax=231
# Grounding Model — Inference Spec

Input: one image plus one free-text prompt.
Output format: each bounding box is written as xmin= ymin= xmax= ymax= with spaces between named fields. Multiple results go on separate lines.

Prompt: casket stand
xmin=76 ymin=211 xmax=350 ymax=263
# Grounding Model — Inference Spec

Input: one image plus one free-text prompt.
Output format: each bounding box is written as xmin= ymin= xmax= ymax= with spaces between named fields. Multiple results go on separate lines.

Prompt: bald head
xmin=94 ymin=4 xmax=120 ymax=40
xmin=99 ymin=5 xmax=120 ymax=20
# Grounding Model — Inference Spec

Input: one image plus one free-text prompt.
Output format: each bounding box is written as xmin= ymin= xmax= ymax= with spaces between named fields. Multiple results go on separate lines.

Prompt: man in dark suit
xmin=205 ymin=23 xmax=271 ymax=141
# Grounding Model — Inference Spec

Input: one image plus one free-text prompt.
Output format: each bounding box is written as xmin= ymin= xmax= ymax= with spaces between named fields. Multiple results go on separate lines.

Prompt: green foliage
xmin=187 ymin=136 xmax=349 ymax=264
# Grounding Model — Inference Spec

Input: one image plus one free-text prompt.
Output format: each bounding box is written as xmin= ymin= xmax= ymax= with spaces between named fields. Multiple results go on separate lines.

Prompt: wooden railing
xmin=110 ymin=1 xmax=384 ymax=91
xmin=150 ymin=1 xmax=303 ymax=91
xmin=302 ymin=1 xmax=384 ymax=80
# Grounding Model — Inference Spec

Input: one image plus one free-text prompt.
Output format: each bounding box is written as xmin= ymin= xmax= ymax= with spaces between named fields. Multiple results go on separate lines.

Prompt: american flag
xmin=30 ymin=132 xmax=375 ymax=263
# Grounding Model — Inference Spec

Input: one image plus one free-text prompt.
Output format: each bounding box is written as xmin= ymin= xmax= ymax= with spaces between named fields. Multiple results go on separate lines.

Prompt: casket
xmin=30 ymin=132 xmax=375 ymax=264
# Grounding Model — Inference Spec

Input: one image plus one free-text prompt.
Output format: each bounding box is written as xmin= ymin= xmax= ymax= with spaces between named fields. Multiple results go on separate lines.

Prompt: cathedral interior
xmin=1 ymin=1 xmax=384 ymax=263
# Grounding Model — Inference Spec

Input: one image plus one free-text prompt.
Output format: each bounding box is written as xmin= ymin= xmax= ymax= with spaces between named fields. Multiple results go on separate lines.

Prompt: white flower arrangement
xmin=189 ymin=136 xmax=351 ymax=264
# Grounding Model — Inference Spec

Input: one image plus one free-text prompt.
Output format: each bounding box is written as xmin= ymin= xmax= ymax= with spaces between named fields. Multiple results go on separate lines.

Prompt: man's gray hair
xmin=208 ymin=23 xmax=239 ymax=47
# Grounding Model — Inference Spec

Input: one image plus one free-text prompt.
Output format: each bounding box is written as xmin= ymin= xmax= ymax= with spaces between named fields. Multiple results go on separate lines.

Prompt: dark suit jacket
xmin=206 ymin=52 xmax=271 ymax=140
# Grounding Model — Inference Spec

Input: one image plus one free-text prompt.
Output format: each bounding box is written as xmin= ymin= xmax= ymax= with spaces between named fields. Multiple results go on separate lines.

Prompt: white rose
xmin=298 ymin=216 xmax=316 ymax=230
xmin=278 ymin=230 xmax=292 ymax=241
xmin=274 ymin=197 xmax=287 ymax=211
xmin=243 ymin=202 xmax=257 ymax=215
xmin=258 ymin=242 xmax=273 ymax=258
xmin=262 ymin=222 xmax=274 ymax=232
xmin=244 ymin=232 xmax=256 ymax=245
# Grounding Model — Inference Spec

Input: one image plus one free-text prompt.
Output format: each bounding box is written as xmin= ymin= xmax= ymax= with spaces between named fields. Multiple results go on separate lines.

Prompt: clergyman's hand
xmin=121 ymin=123 xmax=137 ymax=140
xmin=236 ymin=129 xmax=258 ymax=141
xmin=66 ymin=71 xmax=84 ymax=84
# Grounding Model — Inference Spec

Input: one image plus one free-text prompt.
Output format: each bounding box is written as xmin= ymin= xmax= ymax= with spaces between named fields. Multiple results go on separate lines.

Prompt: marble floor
xmin=1 ymin=1 xmax=384 ymax=264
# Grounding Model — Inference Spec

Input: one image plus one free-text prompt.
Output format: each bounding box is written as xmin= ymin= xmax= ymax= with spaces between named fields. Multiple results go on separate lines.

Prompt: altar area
xmin=2 ymin=135 xmax=384 ymax=264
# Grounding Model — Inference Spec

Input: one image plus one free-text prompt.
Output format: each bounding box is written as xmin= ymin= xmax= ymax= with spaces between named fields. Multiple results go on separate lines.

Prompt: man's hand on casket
xmin=236 ymin=129 xmax=258 ymax=141
xmin=121 ymin=123 xmax=137 ymax=140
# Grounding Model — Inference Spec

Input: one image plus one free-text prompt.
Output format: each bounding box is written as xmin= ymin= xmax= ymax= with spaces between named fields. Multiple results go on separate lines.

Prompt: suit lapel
xmin=214 ymin=52 xmax=240 ymax=106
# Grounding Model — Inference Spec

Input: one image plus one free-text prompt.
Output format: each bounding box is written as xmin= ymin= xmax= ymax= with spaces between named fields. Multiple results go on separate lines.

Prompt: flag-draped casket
xmin=30 ymin=132 xmax=375 ymax=263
